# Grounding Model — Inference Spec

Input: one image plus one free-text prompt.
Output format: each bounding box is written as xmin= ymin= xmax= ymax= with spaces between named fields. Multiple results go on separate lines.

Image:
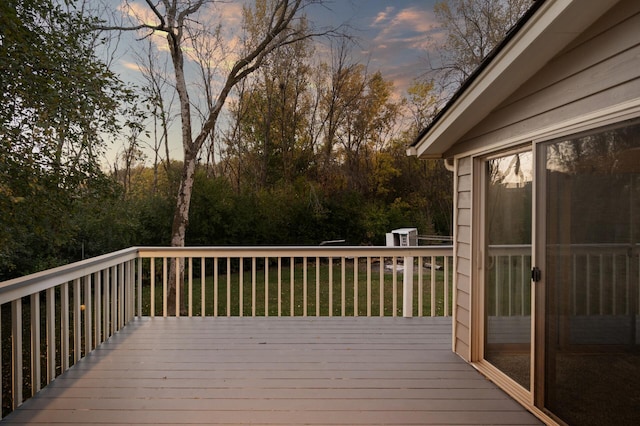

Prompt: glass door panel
xmin=543 ymin=121 xmax=640 ymax=425
xmin=484 ymin=150 xmax=533 ymax=390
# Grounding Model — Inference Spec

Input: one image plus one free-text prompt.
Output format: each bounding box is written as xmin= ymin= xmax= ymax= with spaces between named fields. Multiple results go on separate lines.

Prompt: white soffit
xmin=413 ymin=0 xmax=622 ymax=159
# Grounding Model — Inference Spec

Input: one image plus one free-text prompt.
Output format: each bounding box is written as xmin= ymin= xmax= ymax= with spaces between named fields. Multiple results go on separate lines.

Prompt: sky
xmin=305 ymin=0 xmax=441 ymax=94
xmin=105 ymin=0 xmax=442 ymax=164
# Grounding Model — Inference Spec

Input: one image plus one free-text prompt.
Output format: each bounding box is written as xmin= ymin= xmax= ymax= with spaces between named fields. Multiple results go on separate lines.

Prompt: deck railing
xmin=136 ymin=246 xmax=453 ymax=319
xmin=487 ymin=243 xmax=640 ymax=318
xmin=0 ymin=245 xmax=452 ymax=417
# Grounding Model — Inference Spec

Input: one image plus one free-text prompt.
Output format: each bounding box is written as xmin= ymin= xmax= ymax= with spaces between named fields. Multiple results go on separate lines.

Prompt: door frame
xmin=471 ymin=144 xmax=536 ymax=405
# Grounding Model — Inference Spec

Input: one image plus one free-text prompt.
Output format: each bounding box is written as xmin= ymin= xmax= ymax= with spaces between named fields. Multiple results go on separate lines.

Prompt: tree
xmin=428 ymin=0 xmax=531 ymax=96
xmin=105 ymin=0 xmax=337 ymax=313
xmin=224 ymin=34 xmax=314 ymax=190
xmin=0 ymin=0 xmax=137 ymax=277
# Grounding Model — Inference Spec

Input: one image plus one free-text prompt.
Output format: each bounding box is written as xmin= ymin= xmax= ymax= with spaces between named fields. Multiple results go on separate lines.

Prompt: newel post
xmin=402 ymin=256 xmax=414 ymax=317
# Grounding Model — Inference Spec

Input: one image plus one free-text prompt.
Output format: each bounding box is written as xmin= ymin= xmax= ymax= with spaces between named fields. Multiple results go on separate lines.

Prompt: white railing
xmin=0 ymin=245 xmax=453 ymax=417
xmin=136 ymin=246 xmax=453 ymax=319
xmin=547 ymin=243 xmax=640 ymax=317
xmin=0 ymin=248 xmax=139 ymax=416
xmin=487 ymin=243 xmax=640 ymax=317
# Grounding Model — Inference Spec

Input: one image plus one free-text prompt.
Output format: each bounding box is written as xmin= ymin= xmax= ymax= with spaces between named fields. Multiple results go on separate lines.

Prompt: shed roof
xmin=409 ymin=0 xmax=622 ymax=159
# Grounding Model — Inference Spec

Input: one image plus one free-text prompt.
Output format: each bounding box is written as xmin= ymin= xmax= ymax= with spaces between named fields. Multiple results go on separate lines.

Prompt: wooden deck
xmin=2 ymin=317 xmax=542 ymax=425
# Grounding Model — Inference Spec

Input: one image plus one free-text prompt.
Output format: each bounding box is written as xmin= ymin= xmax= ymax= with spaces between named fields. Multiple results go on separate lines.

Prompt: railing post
xmin=403 ymin=256 xmax=414 ymax=318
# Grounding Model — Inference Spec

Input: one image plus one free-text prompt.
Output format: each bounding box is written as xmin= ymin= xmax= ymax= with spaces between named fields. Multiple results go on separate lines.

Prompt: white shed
xmin=410 ymin=1 xmax=640 ymax=425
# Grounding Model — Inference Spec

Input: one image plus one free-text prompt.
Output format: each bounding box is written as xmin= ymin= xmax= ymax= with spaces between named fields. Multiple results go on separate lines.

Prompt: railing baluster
xmin=123 ymin=262 xmax=128 ymax=325
xmin=431 ymin=256 xmax=437 ymax=317
xmin=11 ymin=299 xmax=23 ymax=408
xmin=329 ymin=257 xmax=333 ymax=317
xmin=150 ymin=259 xmax=155 ymax=317
xmin=89 ymin=272 xmax=100 ymax=353
xmin=162 ymin=258 xmax=168 ymax=317
xmin=626 ymin=255 xmax=630 ymax=315
xmin=252 ymin=257 xmax=257 ymax=317
xmin=495 ymin=257 xmax=500 ymax=316
xmin=175 ymin=258 xmax=180 ymax=317
xmin=613 ymin=254 xmax=617 ymax=315
xmin=240 ymin=258 xmax=244 ymax=317
xmin=379 ymin=257 xmax=384 ymax=317
xmin=104 ymin=268 xmax=110 ymax=338
xmin=572 ymin=254 xmax=577 ymax=315
xmin=290 ymin=257 xmax=295 ymax=316
xmin=95 ymin=272 xmax=102 ymax=347
xmin=188 ymin=257 xmax=193 ymax=317
xmin=418 ymin=256 xmax=423 ymax=317
xmin=46 ymin=287 xmax=56 ymax=384
xmin=238 ymin=257 xmax=244 ymax=316
xmin=367 ymin=257 xmax=372 ymax=317
xmin=61 ymin=282 xmax=70 ymax=372
xmin=392 ymin=257 xmax=397 ymax=317
xmin=341 ymin=258 xmax=346 ymax=317
xmin=85 ymin=275 xmax=93 ymax=354
xmin=226 ymin=257 xmax=231 ymax=317
xmin=213 ymin=257 xmax=219 ymax=316
xmin=138 ymin=259 xmax=143 ymax=318
xmin=303 ymin=257 xmax=308 ymax=317
xmin=599 ymin=254 xmax=604 ymax=315
xmin=214 ymin=257 xmax=219 ymax=317
xmin=508 ymin=255 xmax=513 ymax=316
xmin=354 ymin=257 xmax=358 ymax=317
xmin=73 ymin=279 xmax=81 ymax=363
xmin=201 ymin=257 xmax=206 ymax=317
xmin=30 ymin=292 xmax=41 ymax=395
xmin=521 ymin=255 xmax=526 ymax=316
xmin=444 ymin=256 xmax=450 ymax=317
xmin=316 ymin=257 xmax=320 ymax=317
xmin=265 ymin=257 xmax=270 ymax=317
xmin=125 ymin=262 xmax=131 ymax=322
xmin=80 ymin=274 xmax=93 ymax=355
xmin=111 ymin=266 xmax=118 ymax=331
xmin=586 ymin=255 xmax=591 ymax=315
xmin=278 ymin=257 xmax=282 ymax=317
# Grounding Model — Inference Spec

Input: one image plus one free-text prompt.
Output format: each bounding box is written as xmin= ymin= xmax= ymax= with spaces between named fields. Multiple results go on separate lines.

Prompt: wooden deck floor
xmin=2 ymin=317 xmax=542 ymax=425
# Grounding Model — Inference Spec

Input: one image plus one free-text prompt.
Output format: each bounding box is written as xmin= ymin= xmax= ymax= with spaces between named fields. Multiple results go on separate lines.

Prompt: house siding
xmin=445 ymin=0 xmax=640 ymax=157
xmin=454 ymin=157 xmax=472 ymax=361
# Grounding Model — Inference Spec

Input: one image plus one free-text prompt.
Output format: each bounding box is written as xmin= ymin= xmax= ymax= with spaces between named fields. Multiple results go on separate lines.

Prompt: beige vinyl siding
xmin=454 ymin=157 xmax=473 ymax=361
xmin=445 ymin=0 xmax=640 ymax=157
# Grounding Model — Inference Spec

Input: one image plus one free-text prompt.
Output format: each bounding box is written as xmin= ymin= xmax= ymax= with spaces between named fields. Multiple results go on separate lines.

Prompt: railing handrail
xmin=0 ymin=246 xmax=453 ymax=302
xmin=136 ymin=245 xmax=454 ymax=258
xmin=0 ymin=247 xmax=139 ymax=305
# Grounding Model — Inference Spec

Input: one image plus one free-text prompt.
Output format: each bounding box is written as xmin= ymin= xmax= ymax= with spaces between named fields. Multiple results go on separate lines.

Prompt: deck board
xmin=2 ymin=317 xmax=542 ymax=425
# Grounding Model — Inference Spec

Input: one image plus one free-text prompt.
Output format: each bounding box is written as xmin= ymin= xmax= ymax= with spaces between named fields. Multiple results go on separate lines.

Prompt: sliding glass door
xmin=483 ymin=149 xmax=533 ymax=391
xmin=542 ymin=120 xmax=640 ymax=425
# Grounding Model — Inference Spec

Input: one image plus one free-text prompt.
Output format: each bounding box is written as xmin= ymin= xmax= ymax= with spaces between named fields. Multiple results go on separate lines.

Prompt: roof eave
xmin=412 ymin=0 xmax=622 ymax=159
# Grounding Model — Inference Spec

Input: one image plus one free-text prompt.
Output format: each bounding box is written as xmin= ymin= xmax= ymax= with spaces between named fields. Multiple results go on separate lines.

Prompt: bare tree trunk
xmin=101 ymin=0 xmax=332 ymax=315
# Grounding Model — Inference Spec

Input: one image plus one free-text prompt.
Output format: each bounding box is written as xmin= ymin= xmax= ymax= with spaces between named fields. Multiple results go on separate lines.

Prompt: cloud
xmin=371 ymin=6 xmax=438 ymax=50
xmin=373 ymin=6 xmax=395 ymax=26
xmin=363 ymin=5 xmax=441 ymax=95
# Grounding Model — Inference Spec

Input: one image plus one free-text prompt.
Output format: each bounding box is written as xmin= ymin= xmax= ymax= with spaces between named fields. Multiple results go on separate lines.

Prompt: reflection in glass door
xmin=484 ymin=150 xmax=532 ymax=390
xmin=542 ymin=121 xmax=640 ymax=426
